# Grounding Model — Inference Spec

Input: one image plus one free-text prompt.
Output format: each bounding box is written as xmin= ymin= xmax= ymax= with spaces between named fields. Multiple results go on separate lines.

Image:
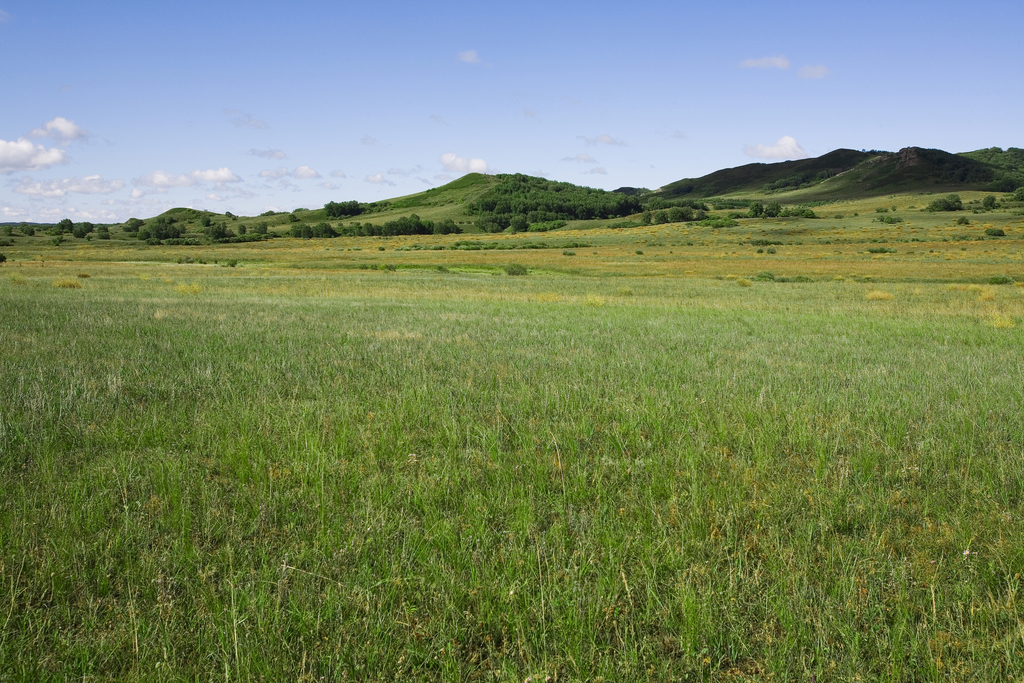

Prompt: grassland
xmin=1 ymin=197 xmax=1024 ymax=681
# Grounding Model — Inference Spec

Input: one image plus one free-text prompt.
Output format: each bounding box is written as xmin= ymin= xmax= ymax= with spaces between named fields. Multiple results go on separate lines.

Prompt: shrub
xmin=766 ymin=247 xmax=776 ymax=254
xmin=927 ymin=194 xmax=963 ymax=211
xmin=982 ymin=195 xmax=997 ymax=210
xmin=753 ymin=271 xmax=775 ymax=281
xmin=0 ymin=253 xmax=6 ymax=263
xmin=76 ymin=273 xmax=90 ymax=278
xmin=867 ymin=247 xmax=897 ymax=254
xmin=956 ymin=217 xmax=971 ymax=225
xmin=562 ymin=250 xmax=576 ymax=256
xmin=736 ymin=278 xmax=752 ymax=287
xmin=635 ymin=250 xmax=644 ymax=255
xmin=504 ymin=264 xmax=528 ymax=276
xmin=988 ymin=275 xmax=1015 ymax=285
xmin=984 ymin=227 xmax=1005 ymax=236
xmin=21 ymin=226 xmax=34 ymax=236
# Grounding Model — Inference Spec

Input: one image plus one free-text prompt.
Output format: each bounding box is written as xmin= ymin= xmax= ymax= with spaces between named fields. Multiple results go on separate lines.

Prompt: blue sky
xmin=2 ymin=0 xmax=1022 ymax=223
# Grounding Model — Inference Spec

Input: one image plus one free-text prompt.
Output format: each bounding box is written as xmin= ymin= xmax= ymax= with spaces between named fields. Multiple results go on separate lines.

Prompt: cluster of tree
xmin=746 ymin=201 xmax=817 ymax=219
xmin=138 ymin=216 xmax=184 ymax=241
xmin=48 ymin=218 xmax=111 ymax=239
xmin=324 ymin=201 xmax=365 ymax=218
xmin=927 ymin=194 xmax=963 ymax=212
xmin=469 ymin=174 xmax=642 ymax=232
xmin=640 ymin=206 xmax=707 ymax=225
xmin=288 ymin=215 xmax=463 ymax=239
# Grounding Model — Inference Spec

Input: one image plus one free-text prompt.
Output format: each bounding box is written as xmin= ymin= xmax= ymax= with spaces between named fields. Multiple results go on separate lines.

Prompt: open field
xmin=2 ymin=209 xmax=1024 ymax=681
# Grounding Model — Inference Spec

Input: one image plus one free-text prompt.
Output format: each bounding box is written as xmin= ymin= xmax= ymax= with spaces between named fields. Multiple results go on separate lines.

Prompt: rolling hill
xmin=655 ymin=146 xmax=1024 ymax=201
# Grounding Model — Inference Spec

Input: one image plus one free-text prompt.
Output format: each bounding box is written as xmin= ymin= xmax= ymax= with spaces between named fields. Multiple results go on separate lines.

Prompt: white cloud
xmin=14 ymin=175 xmax=125 ymax=198
xmin=330 ymin=170 xmax=347 ymax=178
xmin=293 ymin=165 xmax=321 ymax=179
xmin=191 ymin=167 xmax=241 ymax=183
xmin=365 ymin=172 xmax=395 ymax=186
xmin=523 ymin=109 xmax=537 ymax=118
xmin=440 ymin=152 xmax=488 ymax=174
xmin=457 ymin=49 xmax=480 ymax=64
xmin=740 ymin=55 xmax=790 ymax=70
xmin=671 ymin=130 xmax=686 ymax=140
xmin=434 ymin=173 xmax=452 ymax=182
xmin=798 ymin=65 xmax=831 ymax=79
xmin=37 ymin=206 xmax=117 ymax=222
xmin=134 ymin=170 xmax=196 ymax=188
xmin=361 ymin=135 xmax=377 ymax=146
xmin=562 ymin=153 xmax=598 ymax=164
xmin=743 ymin=135 xmax=809 ymax=160
xmin=29 ymin=117 xmax=88 ymax=144
xmin=586 ymin=167 xmax=608 ymax=175
xmin=249 ymin=148 xmax=286 ymax=159
xmin=134 ymin=167 xmax=240 ymax=189
xmin=578 ymin=134 xmax=626 ymax=147
xmin=206 ymin=193 xmax=225 ymax=202
xmin=0 ymin=138 xmax=68 ymax=173
xmin=224 ymin=109 xmax=268 ymax=129
xmin=430 ymin=114 xmax=446 ymax=125
xmin=1 ymin=203 xmax=28 ymax=218
xmin=320 ymin=182 xmax=340 ymax=190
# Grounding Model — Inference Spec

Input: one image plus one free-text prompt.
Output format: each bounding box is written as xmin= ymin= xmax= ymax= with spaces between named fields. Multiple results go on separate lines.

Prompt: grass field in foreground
xmin=1 ymin=260 xmax=1023 ymax=681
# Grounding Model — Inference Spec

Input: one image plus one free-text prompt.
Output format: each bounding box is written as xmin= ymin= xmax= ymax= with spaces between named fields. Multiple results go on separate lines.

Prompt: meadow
xmin=1 ymin=206 xmax=1024 ymax=681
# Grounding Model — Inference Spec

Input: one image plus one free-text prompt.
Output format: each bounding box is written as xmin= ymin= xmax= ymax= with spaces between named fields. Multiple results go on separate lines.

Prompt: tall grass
xmin=0 ymin=270 xmax=1022 ymax=680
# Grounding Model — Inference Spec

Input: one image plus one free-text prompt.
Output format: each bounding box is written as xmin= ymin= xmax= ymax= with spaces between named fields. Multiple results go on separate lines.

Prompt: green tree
xmin=57 ymin=218 xmax=74 ymax=233
xmin=982 ymin=195 xmax=997 ymax=210
xmin=509 ymin=215 xmax=528 ymax=232
xmin=749 ymin=201 xmax=764 ymax=218
xmin=764 ymin=201 xmax=781 ymax=218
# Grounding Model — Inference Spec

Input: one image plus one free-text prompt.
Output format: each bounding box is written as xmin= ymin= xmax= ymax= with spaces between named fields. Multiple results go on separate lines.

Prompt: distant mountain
xmin=655 ymin=147 xmax=1024 ymax=201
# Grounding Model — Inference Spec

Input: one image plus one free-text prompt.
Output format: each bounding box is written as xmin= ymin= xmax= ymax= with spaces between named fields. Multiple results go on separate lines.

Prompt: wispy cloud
xmin=14 ymin=175 xmax=124 ymax=197
xmin=134 ymin=167 xmax=241 ymax=189
xmin=320 ymin=182 xmax=340 ymax=190
xmin=523 ymin=109 xmax=537 ymax=118
xmin=430 ymin=114 xmax=446 ymax=125
xmin=28 ymin=117 xmax=88 ymax=144
xmin=365 ymin=172 xmax=395 ymax=186
xmin=249 ymin=148 xmax=286 ymax=159
xmin=440 ymin=152 xmax=488 ymax=174
xmin=740 ymin=55 xmax=790 ymax=70
xmin=743 ymin=135 xmax=808 ymax=160
xmin=457 ymin=49 xmax=480 ymax=64
xmin=798 ymin=65 xmax=831 ymax=79
xmin=330 ymin=170 xmax=347 ymax=179
xmin=0 ymin=138 xmax=68 ymax=173
xmin=0 ymin=9 xmax=10 ymax=23
xmin=224 ymin=109 xmax=268 ymax=129
xmin=562 ymin=153 xmax=598 ymax=164
xmin=585 ymin=167 xmax=607 ymax=175
xmin=578 ymin=134 xmax=626 ymax=147
xmin=388 ymin=165 xmax=423 ymax=177
xmin=259 ymin=166 xmax=320 ymax=180
xmin=361 ymin=135 xmax=377 ymax=146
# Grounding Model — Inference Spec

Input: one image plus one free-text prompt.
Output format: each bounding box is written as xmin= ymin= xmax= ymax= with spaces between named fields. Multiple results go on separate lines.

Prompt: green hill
xmin=656 ymin=147 xmax=1024 ymax=202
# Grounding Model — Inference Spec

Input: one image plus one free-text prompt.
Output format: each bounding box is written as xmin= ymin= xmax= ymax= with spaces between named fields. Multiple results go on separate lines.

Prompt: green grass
xmin=1 ymin=268 xmax=1023 ymax=680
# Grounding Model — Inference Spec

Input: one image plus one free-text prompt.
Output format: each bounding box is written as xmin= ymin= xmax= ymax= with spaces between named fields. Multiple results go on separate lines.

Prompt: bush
xmin=503 ymin=264 xmax=528 ymax=276
xmin=0 ymin=253 xmax=6 ymax=263
xmin=956 ymin=217 xmax=971 ymax=225
xmin=635 ymin=250 xmax=644 ymax=255
xmin=753 ymin=271 xmax=775 ymax=281
xmin=984 ymin=227 xmax=1006 ymax=236
xmin=927 ymin=194 xmax=963 ymax=211
xmin=988 ymin=275 xmax=1015 ymax=285
xmin=983 ymin=195 xmax=998 ymax=210
xmin=21 ymin=226 xmax=34 ymax=236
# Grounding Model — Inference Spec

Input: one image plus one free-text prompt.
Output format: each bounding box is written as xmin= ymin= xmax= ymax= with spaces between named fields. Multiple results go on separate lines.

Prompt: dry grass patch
xmin=52 ymin=277 xmax=83 ymax=289
xmin=866 ymin=290 xmax=894 ymax=301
